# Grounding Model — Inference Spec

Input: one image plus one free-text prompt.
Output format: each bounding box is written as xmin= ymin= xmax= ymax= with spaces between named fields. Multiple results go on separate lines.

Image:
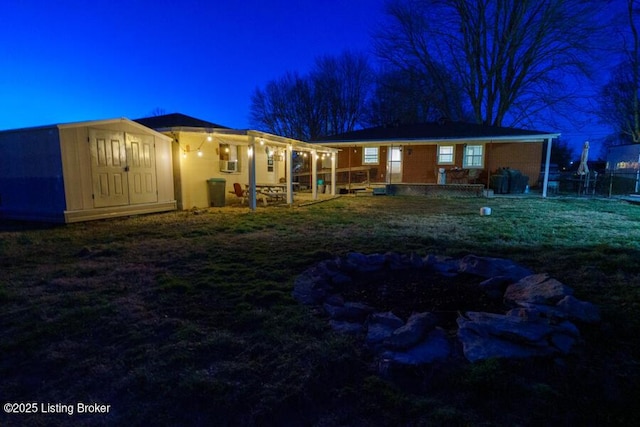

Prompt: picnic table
xmin=255 ymin=183 xmax=290 ymax=205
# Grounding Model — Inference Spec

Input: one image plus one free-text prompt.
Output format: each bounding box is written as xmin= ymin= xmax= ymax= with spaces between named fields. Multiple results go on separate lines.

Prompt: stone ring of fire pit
xmin=292 ymin=253 xmax=600 ymax=367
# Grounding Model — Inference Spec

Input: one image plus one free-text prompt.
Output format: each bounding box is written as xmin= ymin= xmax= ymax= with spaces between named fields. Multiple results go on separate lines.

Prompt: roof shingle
xmin=315 ymin=121 xmax=555 ymax=142
xmin=134 ymin=113 xmax=229 ymax=130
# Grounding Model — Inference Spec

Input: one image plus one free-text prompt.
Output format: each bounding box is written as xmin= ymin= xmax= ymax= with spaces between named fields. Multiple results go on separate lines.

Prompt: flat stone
xmin=384 ymin=312 xmax=438 ymax=350
xmin=458 ymin=311 xmax=553 ymax=345
xmin=369 ymin=311 xmax=405 ymax=328
xmin=550 ymin=332 xmax=578 ymax=354
xmin=556 ymin=295 xmax=600 ymax=324
xmin=329 ymin=320 xmax=364 ymax=335
xmin=342 ymin=252 xmax=386 ymax=273
xmin=457 ymin=255 xmax=533 ymax=281
xmin=366 ymin=312 xmax=404 ymax=349
xmin=457 ymin=327 xmax=556 ymax=362
xmin=479 ymin=276 xmax=514 ymax=299
xmin=423 ymin=255 xmax=459 ymax=277
xmin=381 ymin=328 xmax=451 ymax=365
xmin=507 ymin=303 xmax=569 ymax=322
xmin=504 ymin=274 xmax=573 ymax=306
xmin=323 ymin=302 xmax=374 ymax=322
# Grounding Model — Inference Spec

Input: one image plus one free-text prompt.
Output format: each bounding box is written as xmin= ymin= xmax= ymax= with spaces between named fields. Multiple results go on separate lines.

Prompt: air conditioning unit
xmin=220 ymin=160 xmax=238 ymax=172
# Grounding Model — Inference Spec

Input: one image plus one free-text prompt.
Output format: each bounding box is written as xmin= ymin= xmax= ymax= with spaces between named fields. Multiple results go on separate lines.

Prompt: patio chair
xmin=231 ymin=183 xmax=247 ymax=205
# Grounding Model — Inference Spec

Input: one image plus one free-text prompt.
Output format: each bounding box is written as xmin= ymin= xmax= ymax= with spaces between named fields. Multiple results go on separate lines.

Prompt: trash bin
xmin=317 ymin=179 xmax=325 ymax=194
xmin=207 ymin=178 xmax=226 ymax=207
xmin=490 ymin=173 xmax=508 ymax=194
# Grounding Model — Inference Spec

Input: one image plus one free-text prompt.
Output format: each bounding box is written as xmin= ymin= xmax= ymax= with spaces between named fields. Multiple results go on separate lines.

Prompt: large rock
xmin=385 ymin=252 xmax=425 ymax=270
xmin=381 ymin=328 xmax=451 ymax=365
xmin=457 ymin=311 xmax=581 ymax=362
xmin=323 ymin=302 xmax=374 ymax=322
xmin=423 ymin=255 xmax=459 ymax=277
xmin=506 ymin=303 xmax=569 ymax=322
xmin=329 ymin=320 xmax=364 ymax=335
xmin=384 ymin=312 xmax=438 ymax=350
xmin=556 ymin=295 xmax=601 ymax=324
xmin=457 ymin=255 xmax=533 ymax=281
xmin=457 ymin=327 xmax=556 ymax=362
xmin=366 ymin=312 xmax=405 ymax=349
xmin=339 ymin=252 xmax=387 ymax=273
xmin=504 ymin=274 xmax=573 ymax=306
xmin=458 ymin=311 xmax=553 ymax=345
xmin=292 ymin=273 xmax=329 ymax=305
xmin=479 ymin=276 xmax=514 ymax=299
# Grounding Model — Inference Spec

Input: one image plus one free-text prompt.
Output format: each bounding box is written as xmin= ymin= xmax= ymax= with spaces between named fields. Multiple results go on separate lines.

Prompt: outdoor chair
xmin=231 ymin=183 xmax=247 ymax=204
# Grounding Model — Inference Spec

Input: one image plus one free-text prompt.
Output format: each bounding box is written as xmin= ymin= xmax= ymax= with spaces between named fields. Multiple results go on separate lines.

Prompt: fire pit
xmin=293 ymin=252 xmax=600 ymax=367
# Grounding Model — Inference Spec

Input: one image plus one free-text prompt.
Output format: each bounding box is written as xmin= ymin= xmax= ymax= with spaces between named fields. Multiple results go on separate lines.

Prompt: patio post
xmin=331 ymin=152 xmax=336 ymax=196
xmin=286 ymin=144 xmax=293 ymax=205
xmin=311 ymin=149 xmax=318 ymax=200
xmin=542 ymin=137 xmax=553 ymax=198
xmin=248 ymin=136 xmax=257 ymax=211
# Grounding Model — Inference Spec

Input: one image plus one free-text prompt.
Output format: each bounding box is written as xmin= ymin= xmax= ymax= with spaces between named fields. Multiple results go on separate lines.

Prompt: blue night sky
xmin=1 ymin=0 xmax=384 ymax=130
xmin=0 ymin=0 xmax=624 ymax=156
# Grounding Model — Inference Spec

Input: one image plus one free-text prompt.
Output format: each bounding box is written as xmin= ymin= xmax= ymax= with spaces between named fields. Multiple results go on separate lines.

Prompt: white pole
xmin=331 ymin=152 xmax=336 ymax=196
xmin=542 ymin=137 xmax=553 ymax=198
xmin=286 ymin=144 xmax=293 ymax=205
xmin=248 ymin=137 xmax=257 ymax=211
xmin=311 ymin=150 xmax=318 ymax=200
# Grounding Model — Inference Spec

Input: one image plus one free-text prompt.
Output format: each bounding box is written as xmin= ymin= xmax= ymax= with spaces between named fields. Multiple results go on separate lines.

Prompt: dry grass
xmin=1 ymin=195 xmax=640 ymax=426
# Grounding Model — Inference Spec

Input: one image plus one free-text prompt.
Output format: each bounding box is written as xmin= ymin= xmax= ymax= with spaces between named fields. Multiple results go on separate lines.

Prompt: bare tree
xmin=365 ymin=65 xmax=470 ymax=126
xmin=250 ymin=52 xmax=373 ymax=140
xmin=149 ymin=107 xmax=167 ymax=117
xmin=250 ymin=72 xmax=323 ymax=141
xmin=375 ymin=0 xmax=604 ymax=127
xmin=312 ymin=51 xmax=374 ymax=136
xmin=598 ymin=0 xmax=640 ymax=145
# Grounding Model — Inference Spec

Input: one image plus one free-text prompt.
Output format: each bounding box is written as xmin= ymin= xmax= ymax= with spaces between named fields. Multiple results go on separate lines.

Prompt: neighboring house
xmin=313 ymin=121 xmax=560 ymax=195
xmin=135 ymin=113 xmax=338 ymax=210
xmin=606 ymin=143 xmax=640 ymax=195
xmin=0 ymin=118 xmax=175 ymax=223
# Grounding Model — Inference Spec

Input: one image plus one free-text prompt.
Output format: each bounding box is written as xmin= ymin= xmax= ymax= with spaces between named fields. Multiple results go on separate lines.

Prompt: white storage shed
xmin=0 ymin=118 xmax=176 ymax=223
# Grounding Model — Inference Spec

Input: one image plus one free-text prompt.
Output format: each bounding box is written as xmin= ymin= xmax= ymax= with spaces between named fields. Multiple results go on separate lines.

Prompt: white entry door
xmin=387 ymin=146 xmax=402 ymax=183
xmin=89 ymin=130 xmax=158 ymax=208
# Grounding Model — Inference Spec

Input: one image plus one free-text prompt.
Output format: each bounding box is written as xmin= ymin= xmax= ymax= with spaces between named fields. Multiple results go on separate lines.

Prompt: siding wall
xmin=331 ymin=141 xmax=544 ymax=188
xmin=484 ymin=142 xmax=543 ymax=188
xmin=0 ymin=126 xmax=66 ymax=221
xmin=403 ymin=145 xmax=438 ymax=183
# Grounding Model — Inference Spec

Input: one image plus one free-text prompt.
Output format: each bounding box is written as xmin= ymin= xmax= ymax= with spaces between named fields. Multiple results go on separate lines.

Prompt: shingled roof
xmin=315 ymin=121 xmax=556 ymax=143
xmin=134 ymin=113 xmax=229 ymax=130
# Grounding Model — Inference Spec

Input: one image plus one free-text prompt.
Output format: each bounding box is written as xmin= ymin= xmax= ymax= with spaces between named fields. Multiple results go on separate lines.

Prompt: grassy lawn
xmin=1 ymin=196 xmax=639 ymax=426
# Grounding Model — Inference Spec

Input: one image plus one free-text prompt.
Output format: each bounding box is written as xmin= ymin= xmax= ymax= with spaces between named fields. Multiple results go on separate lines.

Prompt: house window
xmin=438 ymin=145 xmax=454 ymax=164
xmin=463 ymin=145 xmax=484 ymax=167
xmin=219 ymin=144 xmax=239 ymax=172
xmin=363 ymin=147 xmax=379 ymax=164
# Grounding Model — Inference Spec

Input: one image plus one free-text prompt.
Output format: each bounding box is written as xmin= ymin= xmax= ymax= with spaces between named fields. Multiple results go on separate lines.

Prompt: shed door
xmin=90 ymin=130 xmax=129 ymax=207
xmin=126 ymin=133 xmax=158 ymax=204
xmin=89 ymin=130 xmax=158 ymax=208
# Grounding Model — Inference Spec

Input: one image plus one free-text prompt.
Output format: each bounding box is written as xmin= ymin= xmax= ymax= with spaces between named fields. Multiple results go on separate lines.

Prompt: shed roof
xmin=315 ymin=121 xmax=558 ymax=144
xmin=0 ymin=117 xmax=171 ymax=141
xmin=134 ymin=113 xmax=229 ymax=130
